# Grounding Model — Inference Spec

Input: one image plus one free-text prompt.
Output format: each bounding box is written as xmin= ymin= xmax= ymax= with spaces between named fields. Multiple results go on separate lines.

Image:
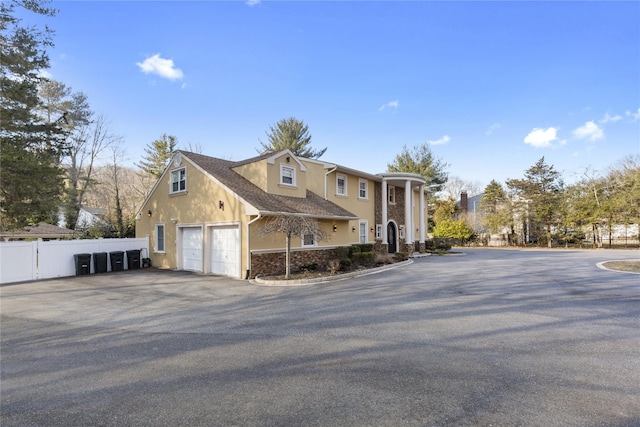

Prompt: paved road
xmin=1 ymin=248 xmax=639 ymax=426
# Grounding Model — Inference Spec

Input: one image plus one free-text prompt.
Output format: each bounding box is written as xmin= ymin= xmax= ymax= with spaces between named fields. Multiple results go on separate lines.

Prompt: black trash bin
xmin=126 ymin=249 xmax=141 ymax=270
xmin=93 ymin=252 xmax=108 ymax=273
xmin=74 ymin=253 xmax=92 ymax=275
xmin=110 ymin=251 xmax=124 ymax=272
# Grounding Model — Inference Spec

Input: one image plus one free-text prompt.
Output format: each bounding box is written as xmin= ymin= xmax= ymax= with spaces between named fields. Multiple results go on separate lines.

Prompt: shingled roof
xmin=181 ymin=151 xmax=358 ymax=219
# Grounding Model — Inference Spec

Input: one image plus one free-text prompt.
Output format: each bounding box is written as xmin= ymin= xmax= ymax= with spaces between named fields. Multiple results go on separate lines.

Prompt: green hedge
xmin=352 ymin=251 xmax=376 ymax=267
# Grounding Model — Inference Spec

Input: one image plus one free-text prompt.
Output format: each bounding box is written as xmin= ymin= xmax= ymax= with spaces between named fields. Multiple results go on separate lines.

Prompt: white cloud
xmin=572 ymin=121 xmax=604 ymax=141
xmin=38 ymin=69 xmax=53 ymax=79
xmin=523 ymin=127 xmax=558 ymax=148
xmin=136 ymin=54 xmax=184 ymax=80
xmin=598 ymin=112 xmax=622 ymax=124
xmin=246 ymin=0 xmax=260 ymax=5
xmin=379 ymin=100 xmax=399 ymax=111
xmin=485 ymin=123 xmax=501 ymax=135
xmin=626 ymin=108 xmax=640 ymax=121
xmin=427 ymin=135 xmax=451 ymax=146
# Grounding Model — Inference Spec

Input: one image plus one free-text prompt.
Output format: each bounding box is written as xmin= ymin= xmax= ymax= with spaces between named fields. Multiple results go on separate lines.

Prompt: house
xmin=135 ymin=149 xmax=430 ymax=279
xmin=58 ymin=206 xmax=108 ymax=231
xmin=0 ymin=222 xmax=76 ymax=241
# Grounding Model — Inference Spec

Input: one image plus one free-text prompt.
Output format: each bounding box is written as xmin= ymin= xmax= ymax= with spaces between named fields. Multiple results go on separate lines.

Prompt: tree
xmin=387 ymin=143 xmax=449 ymax=191
xmin=0 ymin=0 xmax=67 ymax=230
xmin=136 ymin=133 xmax=178 ymax=179
xmin=443 ymin=175 xmax=482 ymax=199
xmin=506 ymin=157 xmax=563 ymax=248
xmin=259 ymin=215 xmax=328 ymax=279
xmin=432 ymin=220 xmax=475 ymax=245
xmin=479 ymin=180 xmax=512 ymax=238
xmin=258 ymin=117 xmax=326 ymax=159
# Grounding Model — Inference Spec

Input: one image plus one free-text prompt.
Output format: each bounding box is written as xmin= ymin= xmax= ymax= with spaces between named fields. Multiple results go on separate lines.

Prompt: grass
xmin=602 ymin=260 xmax=640 ymax=273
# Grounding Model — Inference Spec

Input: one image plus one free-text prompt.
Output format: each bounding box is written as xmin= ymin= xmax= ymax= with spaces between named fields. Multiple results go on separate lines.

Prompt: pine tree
xmin=387 ymin=143 xmax=449 ymax=190
xmin=258 ymin=117 xmax=326 ymax=159
xmin=136 ymin=134 xmax=178 ymax=178
xmin=0 ymin=0 xmax=67 ymax=230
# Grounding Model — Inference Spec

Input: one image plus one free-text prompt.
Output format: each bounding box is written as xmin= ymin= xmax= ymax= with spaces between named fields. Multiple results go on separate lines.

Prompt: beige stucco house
xmin=135 ymin=149 xmax=429 ymax=279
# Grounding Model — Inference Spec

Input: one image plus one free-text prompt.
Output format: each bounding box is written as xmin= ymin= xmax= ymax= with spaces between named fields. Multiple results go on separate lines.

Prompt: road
xmin=1 ymin=248 xmax=639 ymax=426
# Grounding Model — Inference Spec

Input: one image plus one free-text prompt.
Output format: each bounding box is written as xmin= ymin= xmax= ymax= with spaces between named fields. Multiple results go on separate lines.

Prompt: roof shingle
xmin=181 ymin=151 xmax=358 ymax=219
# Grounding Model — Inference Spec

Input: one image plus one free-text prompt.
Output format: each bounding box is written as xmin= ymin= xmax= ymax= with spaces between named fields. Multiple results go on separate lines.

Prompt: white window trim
xmin=154 ymin=223 xmax=166 ymax=253
xmin=301 ymin=232 xmax=317 ymax=247
xmin=280 ymin=164 xmax=296 ymax=187
xmin=336 ymin=174 xmax=347 ymax=196
xmin=359 ymin=220 xmax=368 ymax=244
xmin=388 ymin=185 xmax=396 ymax=204
xmin=170 ymin=167 xmax=186 ymax=194
xmin=358 ymin=178 xmax=368 ymax=200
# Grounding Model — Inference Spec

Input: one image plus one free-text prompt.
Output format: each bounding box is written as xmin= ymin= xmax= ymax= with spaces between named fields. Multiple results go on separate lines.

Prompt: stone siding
xmin=250 ymin=248 xmax=338 ymax=278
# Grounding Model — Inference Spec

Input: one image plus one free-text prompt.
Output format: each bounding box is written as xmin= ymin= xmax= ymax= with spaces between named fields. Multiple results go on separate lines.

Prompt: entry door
xmin=182 ymin=227 xmax=203 ymax=272
xmin=210 ymin=226 xmax=240 ymax=277
xmin=387 ymin=223 xmax=397 ymax=253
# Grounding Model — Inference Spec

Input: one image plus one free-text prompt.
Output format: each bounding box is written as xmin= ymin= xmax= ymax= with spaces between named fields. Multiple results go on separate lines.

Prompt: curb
xmin=596 ymin=260 xmax=640 ymax=275
xmin=251 ymin=259 xmax=414 ymax=286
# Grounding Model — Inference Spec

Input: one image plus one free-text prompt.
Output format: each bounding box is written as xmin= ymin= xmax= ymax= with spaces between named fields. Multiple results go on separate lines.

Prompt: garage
xmin=181 ymin=227 xmax=203 ymax=272
xmin=210 ymin=225 xmax=240 ymax=278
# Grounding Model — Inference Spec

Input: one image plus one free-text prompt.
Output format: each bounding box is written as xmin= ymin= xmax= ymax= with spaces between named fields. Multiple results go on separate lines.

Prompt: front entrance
xmin=387 ymin=222 xmax=397 ymax=253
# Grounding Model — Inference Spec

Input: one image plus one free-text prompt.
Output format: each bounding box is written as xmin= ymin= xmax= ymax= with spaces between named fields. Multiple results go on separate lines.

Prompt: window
xmin=302 ymin=232 xmax=316 ymax=247
xmin=388 ymin=186 xmax=395 ymax=204
xmin=375 ymin=224 xmax=382 ymax=239
xmin=281 ymin=165 xmax=296 ymax=186
xmin=359 ymin=179 xmax=368 ymax=199
xmin=359 ymin=221 xmax=368 ymax=244
xmin=155 ymin=224 xmax=165 ymax=253
xmin=336 ymin=174 xmax=347 ymax=196
xmin=170 ymin=168 xmax=186 ymax=193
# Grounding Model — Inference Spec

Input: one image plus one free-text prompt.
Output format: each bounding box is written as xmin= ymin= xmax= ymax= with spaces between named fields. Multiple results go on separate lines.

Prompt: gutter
xmin=324 ymin=166 xmax=337 ymax=200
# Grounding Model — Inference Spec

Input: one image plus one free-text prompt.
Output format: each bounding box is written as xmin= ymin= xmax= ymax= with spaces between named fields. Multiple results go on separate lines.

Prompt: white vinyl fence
xmin=0 ymin=237 xmax=149 ymax=284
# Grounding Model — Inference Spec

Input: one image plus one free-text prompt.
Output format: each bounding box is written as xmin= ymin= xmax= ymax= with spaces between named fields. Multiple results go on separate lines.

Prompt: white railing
xmin=0 ymin=237 xmax=149 ymax=284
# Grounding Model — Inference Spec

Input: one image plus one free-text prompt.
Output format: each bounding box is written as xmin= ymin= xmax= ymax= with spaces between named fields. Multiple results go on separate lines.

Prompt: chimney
xmin=461 ymin=191 xmax=468 ymax=215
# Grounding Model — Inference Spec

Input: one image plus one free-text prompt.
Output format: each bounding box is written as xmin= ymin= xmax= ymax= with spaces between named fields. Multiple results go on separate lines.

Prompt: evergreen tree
xmin=479 ymin=180 xmax=512 ymax=237
xmin=387 ymin=143 xmax=449 ymax=190
xmin=0 ymin=0 xmax=67 ymax=230
xmin=258 ymin=117 xmax=326 ymax=159
xmin=136 ymin=134 xmax=178 ymax=178
xmin=506 ymin=157 xmax=563 ymax=248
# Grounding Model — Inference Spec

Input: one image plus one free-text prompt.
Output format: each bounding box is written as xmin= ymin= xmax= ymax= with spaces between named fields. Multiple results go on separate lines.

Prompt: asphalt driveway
xmin=1 ymin=248 xmax=639 ymax=426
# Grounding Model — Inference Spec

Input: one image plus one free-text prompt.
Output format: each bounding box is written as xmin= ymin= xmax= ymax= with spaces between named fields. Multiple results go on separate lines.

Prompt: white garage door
xmin=210 ymin=226 xmax=240 ymax=277
xmin=182 ymin=227 xmax=203 ymax=272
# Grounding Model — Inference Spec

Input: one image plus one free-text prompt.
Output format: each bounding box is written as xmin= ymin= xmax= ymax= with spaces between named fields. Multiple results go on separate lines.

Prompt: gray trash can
xmin=126 ymin=249 xmax=141 ymax=270
xmin=109 ymin=251 xmax=124 ymax=272
xmin=93 ymin=252 xmax=108 ymax=273
xmin=74 ymin=253 xmax=92 ymax=275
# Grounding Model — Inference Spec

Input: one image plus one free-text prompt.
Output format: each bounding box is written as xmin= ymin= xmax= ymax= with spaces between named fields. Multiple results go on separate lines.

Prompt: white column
xmin=381 ymin=179 xmax=388 ymax=245
xmin=404 ymin=180 xmax=412 ymax=245
xmin=419 ymin=184 xmax=425 ymax=243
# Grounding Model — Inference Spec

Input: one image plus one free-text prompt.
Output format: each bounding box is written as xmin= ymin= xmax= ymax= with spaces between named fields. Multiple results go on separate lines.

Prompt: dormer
xmin=232 ymin=149 xmax=307 ymax=198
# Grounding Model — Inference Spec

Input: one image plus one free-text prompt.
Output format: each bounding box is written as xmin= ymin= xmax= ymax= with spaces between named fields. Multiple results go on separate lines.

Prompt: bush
xmin=328 ymin=259 xmax=340 ymax=275
xmin=356 ymin=243 xmax=373 ymax=253
xmin=393 ymin=252 xmax=409 ymax=261
xmin=334 ymin=246 xmax=350 ymax=260
xmin=352 ymin=251 xmax=376 ymax=267
xmin=349 ymin=244 xmax=362 ymax=257
xmin=339 ymin=258 xmax=352 ymax=271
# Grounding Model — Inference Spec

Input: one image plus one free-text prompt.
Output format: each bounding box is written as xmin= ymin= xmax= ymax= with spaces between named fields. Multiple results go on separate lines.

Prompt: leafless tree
xmin=259 ymin=214 xmax=328 ymax=279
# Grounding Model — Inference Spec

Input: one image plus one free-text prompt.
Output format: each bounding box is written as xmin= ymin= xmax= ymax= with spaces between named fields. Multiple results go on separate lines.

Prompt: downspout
xmin=245 ymin=213 xmax=262 ymax=279
xmin=324 ymin=166 xmax=337 ymax=200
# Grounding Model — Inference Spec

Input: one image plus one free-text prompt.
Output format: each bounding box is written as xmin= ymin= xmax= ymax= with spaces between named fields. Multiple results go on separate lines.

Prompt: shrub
xmin=334 ymin=246 xmax=350 ymax=260
xmin=356 ymin=243 xmax=373 ymax=253
xmin=339 ymin=258 xmax=352 ymax=271
xmin=349 ymin=244 xmax=362 ymax=257
xmin=393 ymin=252 xmax=409 ymax=262
xmin=352 ymin=251 xmax=376 ymax=267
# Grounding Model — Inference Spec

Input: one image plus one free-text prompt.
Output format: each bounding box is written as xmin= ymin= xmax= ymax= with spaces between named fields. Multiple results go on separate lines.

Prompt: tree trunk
xmin=285 ymin=234 xmax=291 ymax=280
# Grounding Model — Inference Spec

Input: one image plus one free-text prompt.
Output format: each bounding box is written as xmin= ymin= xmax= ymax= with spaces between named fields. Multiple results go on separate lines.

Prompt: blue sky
xmin=25 ymin=1 xmax=640 ymax=188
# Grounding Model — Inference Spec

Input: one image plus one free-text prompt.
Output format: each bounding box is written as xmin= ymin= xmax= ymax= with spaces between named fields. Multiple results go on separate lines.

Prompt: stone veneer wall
xmin=250 ymin=248 xmax=338 ymax=278
xmin=374 ymin=181 xmax=410 ymax=254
